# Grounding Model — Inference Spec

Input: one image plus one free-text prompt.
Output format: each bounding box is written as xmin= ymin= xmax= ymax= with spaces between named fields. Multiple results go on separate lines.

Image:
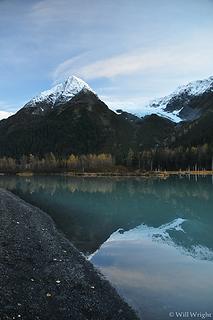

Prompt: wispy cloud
xmin=53 ymin=41 xmax=213 ymax=83
xmin=32 ymin=0 xmax=70 ymax=21
xmin=78 ymin=50 xmax=168 ymax=79
xmin=53 ymin=49 xmax=168 ymax=81
xmin=52 ymin=53 xmax=89 ymax=83
xmin=31 ymin=0 xmax=114 ymax=26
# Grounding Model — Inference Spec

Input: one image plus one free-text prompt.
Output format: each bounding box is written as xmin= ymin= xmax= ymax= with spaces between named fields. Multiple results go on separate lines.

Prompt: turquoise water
xmin=1 ymin=175 xmax=213 ymax=319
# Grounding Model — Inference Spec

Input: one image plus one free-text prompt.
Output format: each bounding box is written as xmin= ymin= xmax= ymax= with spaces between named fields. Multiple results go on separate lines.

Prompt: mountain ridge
xmin=0 ymin=74 xmax=213 ymax=166
xmin=2 ymin=74 xmax=213 ymax=123
xmin=146 ymin=75 xmax=213 ymax=122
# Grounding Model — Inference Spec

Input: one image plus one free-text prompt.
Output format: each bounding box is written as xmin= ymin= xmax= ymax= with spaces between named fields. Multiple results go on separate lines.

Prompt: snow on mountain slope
xmin=0 ymin=111 xmax=13 ymax=120
xmin=24 ymin=76 xmax=95 ymax=108
xmin=137 ymin=104 xmax=183 ymax=123
xmin=145 ymin=76 xmax=213 ymax=122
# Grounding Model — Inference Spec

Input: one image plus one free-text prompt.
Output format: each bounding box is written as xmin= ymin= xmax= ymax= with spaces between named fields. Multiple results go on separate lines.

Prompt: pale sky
xmin=0 ymin=0 xmax=213 ymax=119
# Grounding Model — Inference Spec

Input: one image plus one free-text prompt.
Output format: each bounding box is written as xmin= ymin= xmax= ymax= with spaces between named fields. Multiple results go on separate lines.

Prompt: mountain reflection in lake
xmin=1 ymin=175 xmax=213 ymax=319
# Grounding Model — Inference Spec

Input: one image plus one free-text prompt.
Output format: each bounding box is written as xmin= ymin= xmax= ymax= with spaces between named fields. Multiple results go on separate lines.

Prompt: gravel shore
xmin=0 ymin=188 xmax=138 ymax=320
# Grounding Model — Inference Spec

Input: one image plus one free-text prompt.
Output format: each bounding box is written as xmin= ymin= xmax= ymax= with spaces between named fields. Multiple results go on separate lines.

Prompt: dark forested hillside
xmin=0 ymin=91 xmax=133 ymax=157
xmin=0 ymin=90 xmax=176 ymax=161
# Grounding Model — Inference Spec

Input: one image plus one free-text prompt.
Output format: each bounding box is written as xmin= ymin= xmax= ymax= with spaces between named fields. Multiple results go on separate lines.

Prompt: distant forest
xmin=0 ymin=143 xmax=213 ymax=173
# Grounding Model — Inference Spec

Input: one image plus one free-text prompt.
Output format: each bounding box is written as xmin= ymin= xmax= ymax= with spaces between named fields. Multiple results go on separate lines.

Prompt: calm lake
xmin=1 ymin=175 xmax=213 ymax=319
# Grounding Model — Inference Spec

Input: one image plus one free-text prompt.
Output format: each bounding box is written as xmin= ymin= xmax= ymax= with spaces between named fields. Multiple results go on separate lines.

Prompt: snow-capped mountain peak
xmin=176 ymin=76 xmax=213 ymax=96
xmin=145 ymin=75 xmax=213 ymax=122
xmin=24 ymin=75 xmax=95 ymax=108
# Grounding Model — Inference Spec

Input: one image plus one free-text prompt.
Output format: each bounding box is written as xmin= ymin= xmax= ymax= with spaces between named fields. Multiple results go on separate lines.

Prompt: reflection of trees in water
xmin=0 ymin=176 xmax=114 ymax=194
xmin=1 ymin=175 xmax=213 ymax=199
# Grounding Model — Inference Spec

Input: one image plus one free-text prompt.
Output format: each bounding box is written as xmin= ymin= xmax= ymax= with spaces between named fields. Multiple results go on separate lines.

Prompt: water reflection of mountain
xmin=0 ymin=175 xmax=213 ymax=255
xmin=105 ymin=218 xmax=213 ymax=262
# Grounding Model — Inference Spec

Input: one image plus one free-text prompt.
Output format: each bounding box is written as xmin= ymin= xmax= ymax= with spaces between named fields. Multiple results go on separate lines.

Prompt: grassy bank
xmin=1 ymin=170 xmax=213 ymax=178
xmin=61 ymin=170 xmax=213 ymax=178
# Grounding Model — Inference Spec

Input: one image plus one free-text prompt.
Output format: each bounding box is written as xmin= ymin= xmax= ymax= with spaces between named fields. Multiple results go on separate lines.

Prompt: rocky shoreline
xmin=0 ymin=188 xmax=138 ymax=320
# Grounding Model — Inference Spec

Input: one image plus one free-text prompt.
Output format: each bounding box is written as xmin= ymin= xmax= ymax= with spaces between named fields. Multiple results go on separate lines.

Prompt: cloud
xmin=52 ymin=53 xmax=89 ymax=84
xmin=31 ymin=0 xmax=114 ymax=26
xmin=0 ymin=111 xmax=13 ymax=120
xmin=79 ymin=51 xmax=167 ymax=79
xmin=53 ymin=49 xmax=168 ymax=81
xmin=53 ymin=41 xmax=213 ymax=83
xmin=32 ymin=0 xmax=70 ymax=21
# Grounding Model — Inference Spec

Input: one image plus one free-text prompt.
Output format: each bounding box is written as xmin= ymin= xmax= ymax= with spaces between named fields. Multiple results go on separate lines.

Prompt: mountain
xmin=147 ymin=76 xmax=213 ymax=122
xmin=1 ymin=74 xmax=213 ymax=163
xmin=0 ymin=76 xmax=175 ymax=159
xmin=0 ymin=84 xmax=131 ymax=157
xmin=23 ymin=75 xmax=95 ymax=114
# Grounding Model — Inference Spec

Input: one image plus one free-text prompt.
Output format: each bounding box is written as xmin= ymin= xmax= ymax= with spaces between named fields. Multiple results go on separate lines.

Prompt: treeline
xmin=125 ymin=143 xmax=213 ymax=171
xmin=1 ymin=144 xmax=213 ymax=173
xmin=0 ymin=153 xmax=114 ymax=173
